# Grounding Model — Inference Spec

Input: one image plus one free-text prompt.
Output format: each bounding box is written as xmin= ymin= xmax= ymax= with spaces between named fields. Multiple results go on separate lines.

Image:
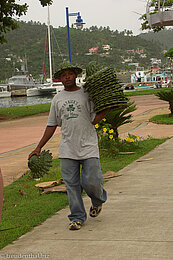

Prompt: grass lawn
xmin=124 ymin=88 xmax=170 ymax=97
xmin=0 ymin=137 xmax=167 ymax=249
xmin=150 ymin=114 xmax=173 ymax=124
xmin=0 ymin=103 xmax=51 ymax=119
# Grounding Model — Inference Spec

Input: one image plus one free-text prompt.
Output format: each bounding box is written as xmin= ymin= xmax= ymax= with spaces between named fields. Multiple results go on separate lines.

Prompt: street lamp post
xmin=66 ymin=7 xmax=85 ymax=63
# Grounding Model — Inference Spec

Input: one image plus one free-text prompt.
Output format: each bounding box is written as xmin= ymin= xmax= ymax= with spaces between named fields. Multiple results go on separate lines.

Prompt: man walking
xmin=28 ymin=63 xmax=107 ymax=230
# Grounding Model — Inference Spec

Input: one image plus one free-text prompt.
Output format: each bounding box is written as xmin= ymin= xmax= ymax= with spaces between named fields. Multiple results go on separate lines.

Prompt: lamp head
xmin=74 ymin=13 xmax=85 ymax=29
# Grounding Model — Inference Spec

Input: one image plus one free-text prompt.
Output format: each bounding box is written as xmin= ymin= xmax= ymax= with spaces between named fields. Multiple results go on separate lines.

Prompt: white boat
xmin=27 ymin=82 xmax=64 ymax=96
xmin=5 ymin=58 xmax=41 ymax=96
xmin=27 ymin=7 xmax=64 ymax=97
xmin=0 ymin=85 xmax=11 ymax=98
xmin=26 ymin=87 xmax=40 ymax=97
xmin=27 ymin=85 xmax=56 ymax=97
xmin=8 ymin=74 xmax=36 ymax=90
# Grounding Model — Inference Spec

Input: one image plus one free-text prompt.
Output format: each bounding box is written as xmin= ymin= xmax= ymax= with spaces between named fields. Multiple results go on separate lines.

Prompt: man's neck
xmin=64 ymin=85 xmax=81 ymax=92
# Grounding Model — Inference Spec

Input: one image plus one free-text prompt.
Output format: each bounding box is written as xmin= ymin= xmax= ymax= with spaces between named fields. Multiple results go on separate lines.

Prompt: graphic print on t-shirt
xmin=62 ymin=100 xmax=82 ymax=120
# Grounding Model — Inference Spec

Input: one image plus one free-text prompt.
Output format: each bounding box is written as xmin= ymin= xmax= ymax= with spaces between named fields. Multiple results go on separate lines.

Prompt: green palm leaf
xmin=105 ymin=101 xmax=136 ymax=138
xmin=155 ymin=89 xmax=173 ymax=102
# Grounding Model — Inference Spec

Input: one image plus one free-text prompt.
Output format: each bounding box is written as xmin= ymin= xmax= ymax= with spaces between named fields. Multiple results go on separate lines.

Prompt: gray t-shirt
xmin=47 ymin=87 xmax=99 ymax=159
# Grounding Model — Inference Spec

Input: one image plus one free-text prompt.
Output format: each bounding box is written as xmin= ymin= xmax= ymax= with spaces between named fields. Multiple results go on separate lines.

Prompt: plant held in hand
xmin=28 ymin=150 xmax=53 ymax=179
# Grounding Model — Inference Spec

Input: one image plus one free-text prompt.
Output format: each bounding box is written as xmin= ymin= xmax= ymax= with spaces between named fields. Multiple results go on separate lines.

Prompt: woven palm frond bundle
xmin=84 ymin=65 xmax=128 ymax=113
xmin=85 ymin=61 xmax=104 ymax=78
xmin=28 ymin=150 xmax=53 ymax=179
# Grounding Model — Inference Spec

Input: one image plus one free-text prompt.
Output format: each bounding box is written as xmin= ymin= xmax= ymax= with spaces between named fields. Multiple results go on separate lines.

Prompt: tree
xmin=0 ymin=0 xmax=53 ymax=44
xmin=39 ymin=0 xmax=53 ymax=6
xmin=164 ymin=48 xmax=173 ymax=59
xmin=164 ymin=48 xmax=173 ymax=83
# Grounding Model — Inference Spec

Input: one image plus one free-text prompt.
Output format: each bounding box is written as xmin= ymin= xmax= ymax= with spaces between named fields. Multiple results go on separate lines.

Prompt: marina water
xmin=0 ymin=94 xmax=56 ymax=109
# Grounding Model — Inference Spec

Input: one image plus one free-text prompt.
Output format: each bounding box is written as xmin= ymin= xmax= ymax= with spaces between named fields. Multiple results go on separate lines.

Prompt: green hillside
xmin=0 ymin=21 xmax=165 ymax=82
xmin=139 ymin=29 xmax=173 ymax=50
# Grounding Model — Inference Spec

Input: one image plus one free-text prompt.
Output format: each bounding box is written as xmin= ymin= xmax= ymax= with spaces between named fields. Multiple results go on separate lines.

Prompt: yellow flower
xmin=102 ymin=118 xmax=106 ymax=122
xmin=95 ymin=124 xmax=99 ymax=129
xmin=109 ymin=129 xmax=114 ymax=133
xmin=103 ymin=128 xmax=107 ymax=133
xmin=109 ymin=135 xmax=113 ymax=139
xmin=125 ymin=137 xmax=135 ymax=142
xmin=136 ymin=135 xmax=140 ymax=140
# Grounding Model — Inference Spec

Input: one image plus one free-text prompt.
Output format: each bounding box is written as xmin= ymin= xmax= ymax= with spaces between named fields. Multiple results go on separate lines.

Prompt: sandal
xmin=69 ymin=221 xmax=82 ymax=230
xmin=89 ymin=205 xmax=102 ymax=217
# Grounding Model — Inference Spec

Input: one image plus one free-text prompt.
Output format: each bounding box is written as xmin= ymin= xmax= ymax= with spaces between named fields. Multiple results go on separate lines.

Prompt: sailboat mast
xmin=48 ymin=5 xmax=53 ymax=84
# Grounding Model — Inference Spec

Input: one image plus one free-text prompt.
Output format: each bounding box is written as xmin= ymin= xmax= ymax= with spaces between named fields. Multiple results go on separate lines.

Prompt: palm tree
xmin=105 ymin=101 xmax=136 ymax=138
xmin=155 ymin=89 xmax=173 ymax=116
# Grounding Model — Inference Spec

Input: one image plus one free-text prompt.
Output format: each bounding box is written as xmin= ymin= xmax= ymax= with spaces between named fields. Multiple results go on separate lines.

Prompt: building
xmin=102 ymin=45 xmax=110 ymax=51
xmin=89 ymin=47 xmax=98 ymax=54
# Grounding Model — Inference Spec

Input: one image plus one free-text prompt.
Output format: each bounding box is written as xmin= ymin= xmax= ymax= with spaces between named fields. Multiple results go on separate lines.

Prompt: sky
xmin=16 ymin=0 xmax=147 ymax=35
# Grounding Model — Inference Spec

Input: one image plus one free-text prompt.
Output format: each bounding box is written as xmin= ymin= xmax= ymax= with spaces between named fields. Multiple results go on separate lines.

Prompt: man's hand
xmin=28 ymin=147 xmax=41 ymax=160
xmin=92 ymin=108 xmax=110 ymax=125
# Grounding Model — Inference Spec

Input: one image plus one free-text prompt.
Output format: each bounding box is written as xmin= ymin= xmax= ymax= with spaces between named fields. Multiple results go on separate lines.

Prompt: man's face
xmin=59 ymin=69 xmax=77 ymax=88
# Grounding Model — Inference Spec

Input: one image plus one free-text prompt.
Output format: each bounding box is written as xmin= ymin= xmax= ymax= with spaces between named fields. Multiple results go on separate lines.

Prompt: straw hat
xmin=54 ymin=62 xmax=83 ymax=79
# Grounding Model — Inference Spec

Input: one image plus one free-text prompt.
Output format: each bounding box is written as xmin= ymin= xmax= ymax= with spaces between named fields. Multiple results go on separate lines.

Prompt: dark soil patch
xmin=0 ymin=114 xmax=12 ymax=121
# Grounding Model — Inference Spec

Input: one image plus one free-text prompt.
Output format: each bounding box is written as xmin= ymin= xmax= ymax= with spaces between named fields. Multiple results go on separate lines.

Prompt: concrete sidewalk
xmin=0 ymin=138 xmax=173 ymax=259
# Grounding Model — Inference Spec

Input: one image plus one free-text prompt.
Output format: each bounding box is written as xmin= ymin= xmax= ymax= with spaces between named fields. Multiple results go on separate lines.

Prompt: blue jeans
xmin=60 ymin=158 xmax=107 ymax=223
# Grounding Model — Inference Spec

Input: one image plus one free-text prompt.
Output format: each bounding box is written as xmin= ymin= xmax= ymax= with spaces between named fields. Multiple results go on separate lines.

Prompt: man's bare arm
xmin=92 ymin=109 xmax=109 ymax=125
xmin=28 ymin=125 xmax=57 ymax=159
